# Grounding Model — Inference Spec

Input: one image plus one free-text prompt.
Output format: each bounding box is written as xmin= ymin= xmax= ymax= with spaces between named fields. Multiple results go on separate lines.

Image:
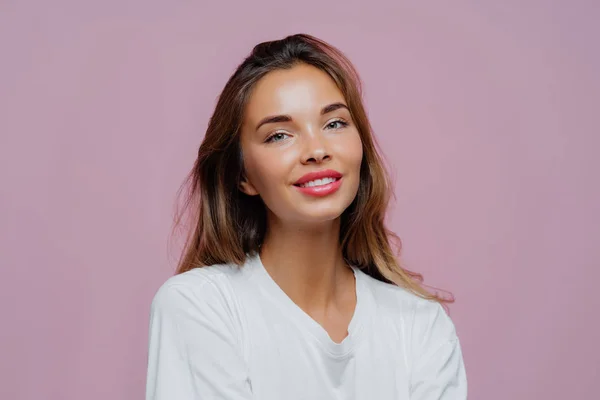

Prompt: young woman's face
xmin=239 ymin=63 xmax=363 ymax=225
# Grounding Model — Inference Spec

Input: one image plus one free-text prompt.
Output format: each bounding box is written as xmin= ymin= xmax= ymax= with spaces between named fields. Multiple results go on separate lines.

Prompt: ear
xmin=239 ymin=178 xmax=259 ymax=196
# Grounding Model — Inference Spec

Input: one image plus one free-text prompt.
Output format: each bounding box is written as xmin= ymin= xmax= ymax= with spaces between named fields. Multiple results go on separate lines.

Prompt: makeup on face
xmin=293 ymin=169 xmax=343 ymax=197
xmin=239 ymin=64 xmax=363 ymax=223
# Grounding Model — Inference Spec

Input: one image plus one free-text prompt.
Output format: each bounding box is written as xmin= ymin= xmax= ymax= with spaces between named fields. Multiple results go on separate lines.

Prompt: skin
xmin=239 ymin=63 xmax=363 ymax=343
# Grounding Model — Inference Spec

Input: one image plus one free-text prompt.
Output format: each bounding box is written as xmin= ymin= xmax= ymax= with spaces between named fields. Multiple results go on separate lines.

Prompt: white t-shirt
xmin=146 ymin=253 xmax=467 ymax=399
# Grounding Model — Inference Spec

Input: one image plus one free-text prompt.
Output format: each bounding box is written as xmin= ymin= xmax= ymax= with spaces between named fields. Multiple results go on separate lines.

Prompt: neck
xmin=259 ymin=214 xmax=354 ymax=314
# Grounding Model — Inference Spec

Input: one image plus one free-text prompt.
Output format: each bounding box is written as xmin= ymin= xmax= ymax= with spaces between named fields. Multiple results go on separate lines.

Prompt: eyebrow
xmin=255 ymin=102 xmax=349 ymax=131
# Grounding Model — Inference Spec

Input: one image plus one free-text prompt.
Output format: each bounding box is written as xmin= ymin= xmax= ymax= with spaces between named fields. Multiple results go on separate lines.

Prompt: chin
xmin=269 ymin=186 xmax=359 ymax=225
xmin=302 ymin=211 xmax=343 ymax=224
xmin=295 ymin=201 xmax=352 ymax=224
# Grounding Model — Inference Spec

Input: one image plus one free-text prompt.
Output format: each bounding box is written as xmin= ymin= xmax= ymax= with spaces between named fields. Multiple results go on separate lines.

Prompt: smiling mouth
xmin=293 ymin=177 xmax=341 ymax=188
xmin=292 ymin=176 xmax=343 ymax=198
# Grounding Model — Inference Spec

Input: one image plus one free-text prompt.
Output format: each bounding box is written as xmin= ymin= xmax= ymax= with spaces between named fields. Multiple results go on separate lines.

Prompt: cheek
xmin=338 ymin=131 xmax=364 ymax=171
xmin=244 ymin=149 xmax=294 ymax=194
xmin=352 ymin=138 xmax=364 ymax=168
xmin=340 ymin=133 xmax=364 ymax=200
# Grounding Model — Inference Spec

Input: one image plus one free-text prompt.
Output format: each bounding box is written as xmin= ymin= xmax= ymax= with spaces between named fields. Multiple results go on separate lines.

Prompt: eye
xmin=265 ymin=131 xmax=290 ymax=143
xmin=325 ymin=119 xmax=349 ymax=130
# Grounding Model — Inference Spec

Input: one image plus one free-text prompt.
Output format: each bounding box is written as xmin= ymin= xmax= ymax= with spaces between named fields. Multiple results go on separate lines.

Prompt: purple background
xmin=1 ymin=1 xmax=598 ymax=399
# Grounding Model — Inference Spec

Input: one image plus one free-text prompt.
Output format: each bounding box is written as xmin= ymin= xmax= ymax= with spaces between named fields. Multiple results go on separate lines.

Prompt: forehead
xmin=243 ymin=64 xmax=346 ymax=124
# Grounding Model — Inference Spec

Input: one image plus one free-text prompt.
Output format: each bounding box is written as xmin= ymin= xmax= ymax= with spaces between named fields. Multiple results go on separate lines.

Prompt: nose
xmin=301 ymin=133 xmax=331 ymax=164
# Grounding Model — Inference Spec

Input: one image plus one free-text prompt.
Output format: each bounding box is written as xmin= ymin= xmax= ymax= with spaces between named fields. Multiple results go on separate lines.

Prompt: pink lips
xmin=293 ymin=169 xmax=343 ymax=197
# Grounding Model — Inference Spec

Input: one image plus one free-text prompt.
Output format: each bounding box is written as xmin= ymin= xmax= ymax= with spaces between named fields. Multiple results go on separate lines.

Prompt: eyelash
xmin=265 ymin=119 xmax=349 ymax=143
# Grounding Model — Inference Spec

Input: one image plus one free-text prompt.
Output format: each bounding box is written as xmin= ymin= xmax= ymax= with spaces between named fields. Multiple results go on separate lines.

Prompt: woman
xmin=146 ymin=33 xmax=467 ymax=399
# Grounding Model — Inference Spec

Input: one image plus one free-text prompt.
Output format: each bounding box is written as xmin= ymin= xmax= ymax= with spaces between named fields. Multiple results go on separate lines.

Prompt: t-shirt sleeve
xmin=145 ymin=279 xmax=253 ymax=400
xmin=409 ymin=301 xmax=468 ymax=399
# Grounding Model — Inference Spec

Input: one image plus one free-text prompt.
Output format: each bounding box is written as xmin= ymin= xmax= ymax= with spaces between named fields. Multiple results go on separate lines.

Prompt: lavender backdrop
xmin=1 ymin=1 xmax=598 ymax=398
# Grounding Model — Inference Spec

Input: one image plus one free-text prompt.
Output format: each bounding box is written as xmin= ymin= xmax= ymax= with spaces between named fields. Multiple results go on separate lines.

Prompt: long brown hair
xmin=171 ymin=33 xmax=452 ymax=304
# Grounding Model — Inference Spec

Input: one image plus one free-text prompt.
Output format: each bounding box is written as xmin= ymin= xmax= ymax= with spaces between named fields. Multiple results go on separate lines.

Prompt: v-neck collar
xmin=247 ymin=252 xmax=367 ymax=358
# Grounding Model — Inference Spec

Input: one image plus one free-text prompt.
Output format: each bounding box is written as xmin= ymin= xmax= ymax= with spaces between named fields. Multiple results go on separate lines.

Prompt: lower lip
xmin=294 ymin=178 xmax=342 ymax=197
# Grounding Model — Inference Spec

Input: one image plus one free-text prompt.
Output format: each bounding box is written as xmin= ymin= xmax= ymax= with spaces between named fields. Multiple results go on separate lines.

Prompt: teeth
xmin=300 ymin=177 xmax=337 ymax=188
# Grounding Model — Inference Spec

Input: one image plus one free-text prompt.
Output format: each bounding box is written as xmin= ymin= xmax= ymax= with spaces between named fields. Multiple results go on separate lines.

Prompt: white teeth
xmin=300 ymin=177 xmax=337 ymax=188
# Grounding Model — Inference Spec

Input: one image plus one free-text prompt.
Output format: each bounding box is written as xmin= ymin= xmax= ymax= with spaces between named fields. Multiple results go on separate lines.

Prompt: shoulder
xmin=357 ymin=269 xmax=457 ymax=342
xmin=150 ymin=262 xmax=246 ymax=321
xmin=147 ymin=262 xmax=252 ymax=371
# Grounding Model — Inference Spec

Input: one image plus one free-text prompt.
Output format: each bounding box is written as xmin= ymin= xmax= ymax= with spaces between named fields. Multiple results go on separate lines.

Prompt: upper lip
xmin=294 ymin=169 xmax=343 ymax=185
